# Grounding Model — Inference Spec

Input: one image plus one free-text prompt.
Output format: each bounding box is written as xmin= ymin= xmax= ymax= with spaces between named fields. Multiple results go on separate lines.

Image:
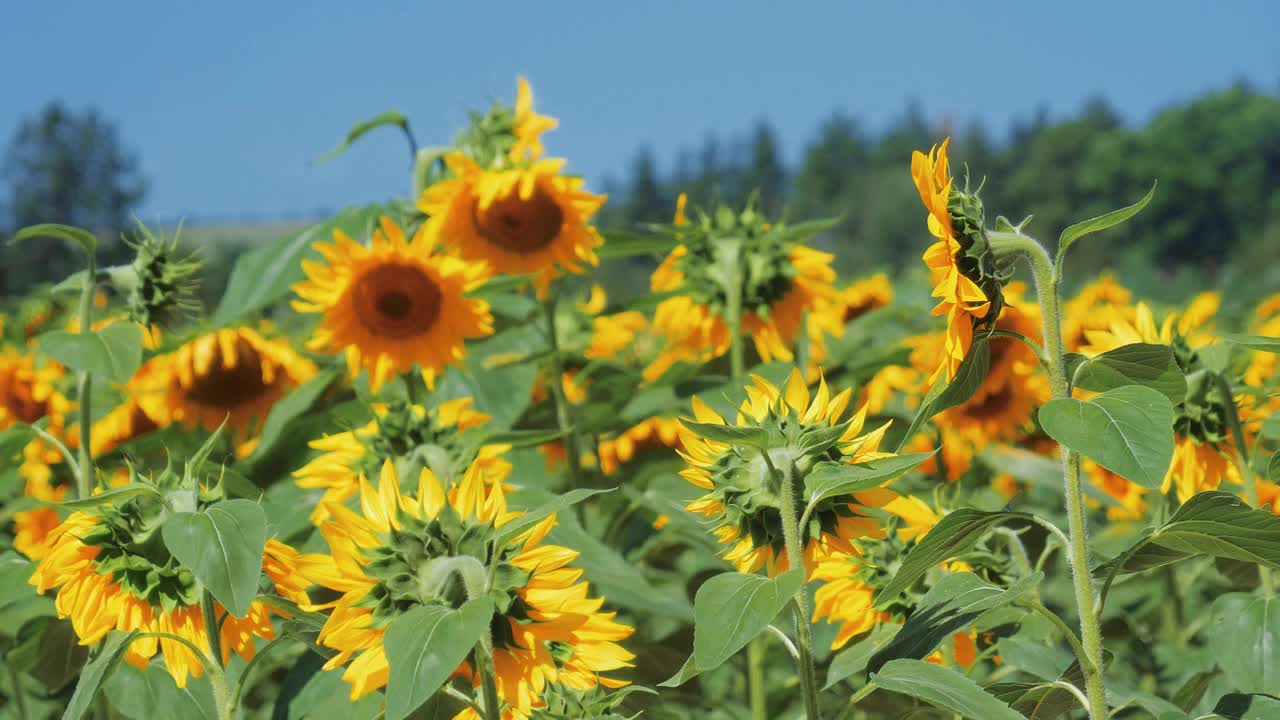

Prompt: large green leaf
xmin=692 ymin=569 xmax=804 ymax=674
xmin=103 ymin=660 xmax=218 ymax=720
xmin=1220 ymin=334 xmax=1280 ymax=354
xmin=1039 ymin=385 xmax=1175 ymax=488
xmin=802 ymin=452 xmax=934 ymax=516
xmin=383 ymin=598 xmax=493 ymax=720
xmin=868 ymin=572 xmax=1041 ymax=674
xmin=871 ymin=659 xmax=1024 ymax=720
xmin=1072 ymin=343 xmax=1186 ymax=404
xmin=38 ymin=322 xmax=143 ymax=384
xmin=896 ymin=337 xmax=990 ymax=450
xmin=64 ymin=631 xmax=138 ymax=720
xmin=8 ymin=617 xmax=88 ymax=692
xmin=11 ymin=223 xmax=97 ymax=254
xmin=876 ymin=509 xmax=1031 ymax=606
xmin=824 ymin=623 xmax=901 ymax=689
xmin=1097 ymin=491 xmax=1280 ymax=578
xmin=315 ymin=110 xmax=409 ymax=162
xmin=243 ymin=366 xmax=341 ymax=464
xmin=986 ymin=653 xmax=1111 ymax=719
xmin=1213 ymin=693 xmax=1280 ymax=720
xmin=160 ymin=499 xmax=267 ymax=616
xmin=212 ymin=205 xmax=382 ymax=325
xmin=1055 ymin=181 xmax=1156 ymax=262
xmin=548 ymin=521 xmax=693 ymax=621
xmin=1209 ymin=593 xmax=1280 ymax=693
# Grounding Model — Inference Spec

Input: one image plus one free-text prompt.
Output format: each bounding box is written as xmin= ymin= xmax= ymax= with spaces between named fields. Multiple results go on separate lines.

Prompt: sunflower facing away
xmin=299 ymin=460 xmax=633 ymax=718
xmin=418 ymin=153 xmax=605 ymax=294
xmin=30 ymin=501 xmax=308 ymax=687
xmin=295 ymin=398 xmax=512 ymax=524
xmin=131 ymin=326 xmax=317 ymax=437
xmin=293 ymin=216 xmax=493 ymax=393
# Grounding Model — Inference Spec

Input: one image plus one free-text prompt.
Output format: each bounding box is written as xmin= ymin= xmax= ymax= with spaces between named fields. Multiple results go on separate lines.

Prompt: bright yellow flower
xmin=300 ymin=460 xmax=633 ymax=717
xmin=292 ymin=216 xmax=492 ymax=393
xmin=131 ymin=327 xmax=316 ymax=437
xmin=840 ymin=273 xmax=894 ymax=323
xmin=510 ymin=76 xmax=558 ymax=162
xmin=418 ymin=153 xmax=604 ymax=294
xmin=30 ymin=513 xmax=307 ymax=687
xmin=0 ymin=349 xmax=69 ymax=431
xmin=1164 ymin=435 xmax=1239 ymax=503
xmin=294 ymin=398 xmax=511 ymax=524
xmin=597 ymin=417 xmax=683 ymax=475
xmin=1083 ymin=459 xmax=1147 ymax=521
xmin=1061 ymin=273 xmax=1134 ymax=353
xmin=912 ymin=138 xmax=993 ymax=383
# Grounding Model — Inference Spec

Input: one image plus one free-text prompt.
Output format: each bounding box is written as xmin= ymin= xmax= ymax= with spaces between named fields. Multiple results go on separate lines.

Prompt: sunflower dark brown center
xmin=184 ymin=338 xmax=274 ymax=408
xmin=473 ymin=186 xmax=564 ymax=254
xmin=354 ymin=263 xmax=443 ymax=338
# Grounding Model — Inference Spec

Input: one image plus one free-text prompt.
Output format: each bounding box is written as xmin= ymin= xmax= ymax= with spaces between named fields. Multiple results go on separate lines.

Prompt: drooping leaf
xmin=1039 ymin=385 xmax=1175 ymax=488
xmin=692 ymin=569 xmax=804 ymax=674
xmin=824 ymin=623 xmax=901 ymax=689
xmin=8 ymin=617 xmax=88 ymax=692
xmin=212 ymin=205 xmax=382 ymax=325
xmin=38 ymin=322 xmax=144 ymax=384
xmin=11 ymin=223 xmax=97 ymax=254
xmin=64 ymin=631 xmax=139 ymax=720
xmin=1072 ymin=343 xmax=1186 ymax=404
xmin=383 ymin=598 xmax=493 ymax=720
xmin=314 ymin=110 xmax=409 ymax=163
xmin=491 ymin=488 xmax=612 ymax=550
xmin=1056 ymin=181 xmax=1156 ymax=262
xmin=871 ymin=659 xmax=1024 ymax=720
xmin=1209 ymin=593 xmax=1280 ymax=693
xmin=876 ymin=509 xmax=1031 ymax=606
xmin=104 ymin=660 xmax=219 ymax=720
xmin=802 ymin=452 xmax=934 ymax=515
xmin=897 ymin=337 xmax=990 ymax=449
xmin=160 ymin=499 xmax=268 ymax=616
xmin=868 ymin=572 xmax=1041 ymax=674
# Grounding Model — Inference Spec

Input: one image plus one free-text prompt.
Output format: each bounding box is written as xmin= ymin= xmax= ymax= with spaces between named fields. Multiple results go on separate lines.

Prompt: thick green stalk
xmin=1216 ymin=374 xmax=1274 ymax=595
xmin=775 ymin=460 xmax=821 ymax=720
xmin=542 ymin=292 xmax=583 ymax=487
xmin=990 ymin=230 xmax=1108 ymax=720
xmin=460 ymin=569 xmax=502 ymax=720
xmin=746 ymin=635 xmax=768 ymax=720
xmin=75 ymin=255 xmax=96 ymax=498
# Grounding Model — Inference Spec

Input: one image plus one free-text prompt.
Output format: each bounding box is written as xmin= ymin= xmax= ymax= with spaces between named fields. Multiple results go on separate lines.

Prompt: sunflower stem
xmin=994 ymin=229 xmax=1109 ymax=720
xmin=542 ymin=291 xmax=583 ymax=487
xmin=772 ymin=457 xmax=822 ymax=720
xmin=460 ymin=572 xmax=502 ymax=720
xmin=747 ymin=636 xmax=768 ymax=720
xmin=75 ymin=253 xmax=96 ymax=499
xmin=202 ymin=591 xmax=224 ymax=671
xmin=1216 ymin=373 xmax=1274 ymax=595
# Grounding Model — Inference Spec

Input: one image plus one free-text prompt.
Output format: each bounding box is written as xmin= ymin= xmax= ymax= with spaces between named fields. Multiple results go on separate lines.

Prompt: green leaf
xmin=11 ymin=223 xmax=97 ymax=254
xmin=598 ymin=229 xmax=679 ymax=258
xmin=871 ymin=659 xmax=1024 ymax=720
xmin=0 ymin=423 xmax=39 ymax=464
xmin=657 ymin=655 xmax=702 ymax=688
xmin=1171 ymin=669 xmax=1218 ymax=712
xmin=104 ymin=660 xmax=218 ymax=720
xmin=692 ymin=569 xmax=804 ymax=674
xmin=897 ymin=337 xmax=990 ymax=449
xmin=876 ymin=509 xmax=1031 ymax=606
xmin=1097 ymin=491 xmax=1280 ymax=577
xmin=1213 ymin=693 xmax=1280 ymax=720
xmin=1056 ymin=181 xmax=1156 ymax=260
xmin=868 ymin=572 xmax=1042 ymax=674
xmin=383 ymin=598 xmax=493 ymax=720
xmin=1209 ymin=593 xmax=1280 ymax=693
xmin=1269 ymin=451 xmax=1280 ymax=485
xmin=315 ymin=110 xmax=409 ymax=163
xmin=802 ymin=452 xmax=935 ymax=516
xmin=64 ymin=631 xmax=138 ymax=720
xmin=245 ymin=367 xmax=341 ymax=463
xmin=56 ymin=483 xmax=168 ymax=510
xmin=677 ymin=420 xmax=770 ymax=448
xmin=548 ymin=521 xmax=693 ymax=621
xmin=8 ymin=617 xmax=89 ymax=692
xmin=212 ymin=205 xmax=382 ymax=325
xmin=1072 ymin=343 xmax=1186 ymax=404
xmin=987 ymin=655 xmax=1107 ymax=719
xmin=1039 ymin=385 xmax=1175 ymax=488
xmin=995 ymin=636 xmax=1071 ymax=681
xmin=1220 ymin=334 xmax=1280 ymax=354
xmin=491 ymin=488 xmax=612 ymax=550
xmin=160 ymin=499 xmax=267 ymax=616
xmin=38 ymin=322 xmax=144 ymax=384
xmin=824 ymin=624 xmax=901 ymax=689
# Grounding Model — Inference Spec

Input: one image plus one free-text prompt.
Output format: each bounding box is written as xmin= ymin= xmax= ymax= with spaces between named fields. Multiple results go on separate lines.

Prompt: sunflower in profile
xmin=678 ymin=369 xmax=900 ymax=576
xmin=912 ymin=138 xmax=1005 ymax=383
xmin=840 ymin=273 xmax=894 ymax=323
xmin=418 ymin=153 xmax=604 ymax=294
xmin=293 ymin=216 xmax=493 ymax=393
xmin=131 ymin=326 xmax=316 ymax=437
xmin=295 ymin=398 xmax=512 ymax=524
xmin=645 ymin=199 xmax=843 ymax=381
xmin=300 ymin=460 xmax=634 ymax=716
xmin=30 ymin=500 xmax=308 ymax=687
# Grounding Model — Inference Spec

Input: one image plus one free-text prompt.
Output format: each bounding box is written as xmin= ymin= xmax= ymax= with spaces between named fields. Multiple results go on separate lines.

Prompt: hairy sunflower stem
xmin=75 ymin=254 xmax=96 ymax=499
xmin=542 ymin=291 xmax=583 ymax=488
xmin=460 ymin=568 xmax=502 ymax=720
xmin=771 ymin=456 xmax=822 ymax=720
xmin=1215 ymin=373 xmax=1274 ymax=595
xmin=991 ymin=229 xmax=1109 ymax=720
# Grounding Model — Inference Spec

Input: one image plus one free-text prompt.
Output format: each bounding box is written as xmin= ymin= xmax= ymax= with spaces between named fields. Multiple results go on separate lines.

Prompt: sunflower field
xmin=2 ymin=78 xmax=1280 ymax=720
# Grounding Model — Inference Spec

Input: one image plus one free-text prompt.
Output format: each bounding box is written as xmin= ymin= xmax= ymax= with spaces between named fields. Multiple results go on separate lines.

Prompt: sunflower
xmin=418 ymin=154 xmax=604 ymax=294
xmin=293 ymin=216 xmax=493 ymax=393
xmin=132 ymin=326 xmax=316 ymax=437
xmin=294 ymin=398 xmax=512 ymax=524
xmin=299 ymin=460 xmax=633 ymax=717
xmin=510 ymin=76 xmax=558 ymax=162
xmin=1164 ymin=436 xmax=1240 ymax=503
xmin=30 ymin=507 xmax=308 ymax=687
xmin=86 ymin=398 xmax=160 ymax=457
xmin=679 ymin=369 xmax=899 ymax=576
xmin=841 ymin=273 xmax=894 ymax=323
xmin=597 ymin=417 xmax=683 ymax=475
xmin=0 ymin=349 xmax=70 ymax=430
xmin=912 ymin=138 xmax=999 ymax=383
xmin=1083 ymin=458 xmax=1147 ymax=520
xmin=1061 ymin=273 xmax=1134 ymax=353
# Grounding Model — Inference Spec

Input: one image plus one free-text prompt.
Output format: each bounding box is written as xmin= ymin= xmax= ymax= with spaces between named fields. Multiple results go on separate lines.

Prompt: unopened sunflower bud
xmin=121 ymin=221 xmax=201 ymax=330
xmin=948 ymin=182 xmax=1007 ymax=328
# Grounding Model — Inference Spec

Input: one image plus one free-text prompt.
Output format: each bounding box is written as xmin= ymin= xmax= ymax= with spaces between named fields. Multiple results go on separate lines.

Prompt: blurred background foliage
xmin=4 ymin=84 xmax=1280 ymax=310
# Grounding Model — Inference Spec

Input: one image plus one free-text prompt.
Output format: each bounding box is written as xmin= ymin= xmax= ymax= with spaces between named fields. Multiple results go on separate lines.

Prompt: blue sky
xmin=2 ymin=1 xmax=1276 ymax=221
